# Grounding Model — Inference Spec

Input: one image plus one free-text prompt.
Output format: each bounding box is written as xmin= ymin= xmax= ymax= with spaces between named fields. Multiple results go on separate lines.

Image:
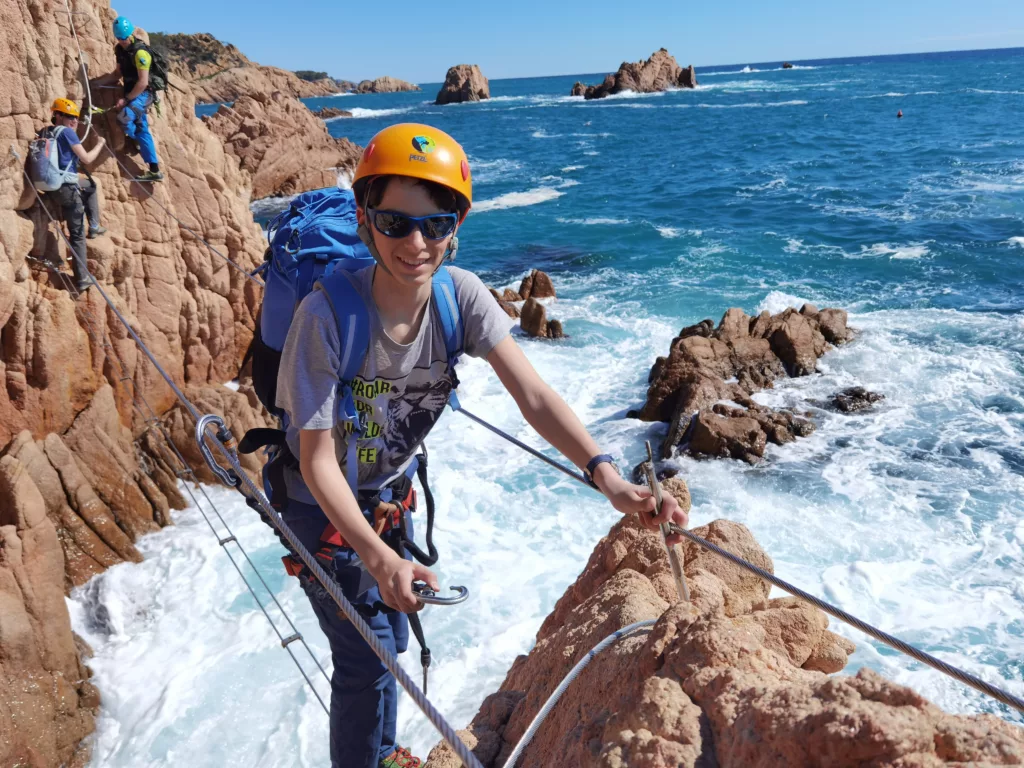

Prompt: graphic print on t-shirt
xmin=345 ymin=361 xmax=453 ymax=484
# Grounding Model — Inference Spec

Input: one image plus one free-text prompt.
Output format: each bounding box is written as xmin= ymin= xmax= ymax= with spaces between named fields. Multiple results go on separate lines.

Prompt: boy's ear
xmin=355 ymin=205 xmax=365 ymax=225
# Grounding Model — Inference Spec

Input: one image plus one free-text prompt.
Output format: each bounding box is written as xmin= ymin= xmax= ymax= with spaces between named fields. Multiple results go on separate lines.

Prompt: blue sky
xmin=111 ymin=0 xmax=1024 ymax=82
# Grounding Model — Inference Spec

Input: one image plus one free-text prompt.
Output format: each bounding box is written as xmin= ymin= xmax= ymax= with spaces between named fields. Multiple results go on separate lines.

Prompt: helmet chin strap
xmin=357 ymin=221 xmax=394 ymax=278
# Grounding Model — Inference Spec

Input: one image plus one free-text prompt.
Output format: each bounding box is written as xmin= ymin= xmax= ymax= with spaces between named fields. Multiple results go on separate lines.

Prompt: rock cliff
xmin=149 ymin=31 xmax=339 ymax=104
xmin=435 ymin=64 xmax=490 ymax=105
xmin=574 ymin=48 xmax=698 ymax=100
xmin=1 ymin=1 xmax=271 ymax=762
xmin=426 ymin=482 xmax=1024 ymax=767
xmin=203 ymin=91 xmax=362 ymax=199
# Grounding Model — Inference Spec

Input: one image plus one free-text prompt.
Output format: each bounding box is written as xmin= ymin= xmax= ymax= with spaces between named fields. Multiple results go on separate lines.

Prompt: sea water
xmin=76 ymin=49 xmax=1024 ymax=765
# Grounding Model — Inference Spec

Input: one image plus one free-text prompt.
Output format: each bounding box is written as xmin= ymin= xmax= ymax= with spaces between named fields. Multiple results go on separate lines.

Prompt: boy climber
xmin=104 ymin=16 xmax=163 ymax=182
xmin=39 ymin=98 xmax=107 ymax=293
xmin=273 ymin=123 xmax=688 ymax=768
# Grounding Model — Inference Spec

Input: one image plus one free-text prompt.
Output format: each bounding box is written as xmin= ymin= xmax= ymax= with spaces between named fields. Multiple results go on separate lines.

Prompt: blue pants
xmin=118 ymin=91 xmax=158 ymax=166
xmin=280 ymin=499 xmax=410 ymax=768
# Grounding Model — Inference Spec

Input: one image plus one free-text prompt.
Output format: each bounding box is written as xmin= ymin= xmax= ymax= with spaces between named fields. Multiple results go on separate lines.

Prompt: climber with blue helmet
xmin=102 ymin=16 xmax=164 ymax=182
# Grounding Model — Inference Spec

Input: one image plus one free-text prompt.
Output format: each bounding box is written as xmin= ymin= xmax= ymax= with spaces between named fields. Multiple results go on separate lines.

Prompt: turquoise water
xmin=78 ymin=50 xmax=1024 ymax=765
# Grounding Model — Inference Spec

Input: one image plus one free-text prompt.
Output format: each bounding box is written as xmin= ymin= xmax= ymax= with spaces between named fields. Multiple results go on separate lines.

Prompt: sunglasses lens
xmin=422 ymin=215 xmax=456 ymax=240
xmin=373 ymin=211 xmax=413 ymax=238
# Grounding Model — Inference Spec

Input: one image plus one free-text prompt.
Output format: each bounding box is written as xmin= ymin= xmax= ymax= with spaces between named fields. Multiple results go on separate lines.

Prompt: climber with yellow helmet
xmin=273 ymin=123 xmax=688 ymax=768
xmin=35 ymin=98 xmax=107 ymax=292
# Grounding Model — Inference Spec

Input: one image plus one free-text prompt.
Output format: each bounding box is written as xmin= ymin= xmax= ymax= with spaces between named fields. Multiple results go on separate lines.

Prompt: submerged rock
xmin=313 ymin=106 xmax=353 ymax=119
xmin=573 ymin=48 xmax=699 ymax=100
xmin=435 ymin=64 xmax=490 ymax=105
xmin=831 ymin=386 xmax=885 ymax=413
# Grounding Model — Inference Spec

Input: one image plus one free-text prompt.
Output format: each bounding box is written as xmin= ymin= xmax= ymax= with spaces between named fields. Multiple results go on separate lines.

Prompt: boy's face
xmin=359 ymin=176 xmax=455 ymax=289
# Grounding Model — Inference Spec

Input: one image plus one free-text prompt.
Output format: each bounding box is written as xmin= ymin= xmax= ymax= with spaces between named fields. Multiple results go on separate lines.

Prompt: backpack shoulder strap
xmin=431 ymin=266 xmax=464 ymax=411
xmin=432 ymin=266 xmax=464 ymax=366
xmin=318 ymin=270 xmax=370 ymax=384
xmin=317 ymin=270 xmax=371 ymax=493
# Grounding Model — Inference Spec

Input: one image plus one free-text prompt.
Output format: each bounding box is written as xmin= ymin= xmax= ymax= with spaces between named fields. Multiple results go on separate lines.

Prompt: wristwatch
xmin=583 ymin=454 xmax=618 ymax=490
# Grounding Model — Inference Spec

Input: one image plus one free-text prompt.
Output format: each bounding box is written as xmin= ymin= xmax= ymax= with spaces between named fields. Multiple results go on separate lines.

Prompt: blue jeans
xmin=280 ymin=499 xmax=410 ymax=768
xmin=118 ymin=91 xmax=158 ymax=166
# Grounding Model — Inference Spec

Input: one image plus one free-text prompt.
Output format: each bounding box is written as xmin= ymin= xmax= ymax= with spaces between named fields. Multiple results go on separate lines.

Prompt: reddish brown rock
xmin=575 ymin=48 xmax=700 ymax=100
xmin=1 ymin=1 xmax=273 ymax=760
xmin=520 ymin=298 xmax=550 ymax=339
xmin=637 ymin=305 xmax=852 ymax=459
xmin=354 ymin=76 xmax=420 ymax=94
xmin=518 ymin=269 xmax=556 ymax=300
xmin=571 ymin=81 xmax=586 ymax=97
xmin=0 ymin=456 xmax=96 ymax=768
xmin=435 ymin=64 xmax=490 ymax=105
xmin=204 ymin=91 xmax=362 ymax=200
xmin=426 ymin=508 xmax=1024 ymax=767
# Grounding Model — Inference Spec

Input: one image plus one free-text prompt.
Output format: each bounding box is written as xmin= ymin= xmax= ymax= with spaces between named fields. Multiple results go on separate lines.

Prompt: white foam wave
xmin=560 ymin=165 xmax=585 ymax=172
xmin=473 ymin=186 xmax=565 ymax=213
xmin=700 ymin=64 xmax=819 ymax=76
xmin=858 ymin=243 xmax=931 ymax=260
xmin=346 ymin=106 xmax=416 ymax=119
xmin=556 ymin=217 xmax=629 ymax=225
xmin=657 ymin=226 xmax=682 ymax=238
xmin=756 ymin=290 xmax=813 ymax=314
xmin=531 ymin=129 xmax=560 ymax=138
xmin=676 ymin=100 xmax=809 ymax=109
xmin=470 ymin=158 xmax=523 ymax=184
xmin=1006 ymin=237 xmax=1024 ymax=248
xmin=968 ymin=88 xmax=1024 ymax=95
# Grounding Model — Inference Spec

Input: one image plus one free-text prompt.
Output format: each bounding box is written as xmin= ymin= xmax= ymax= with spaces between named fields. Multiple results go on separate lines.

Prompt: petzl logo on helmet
xmin=411 ymin=136 xmax=437 ymax=154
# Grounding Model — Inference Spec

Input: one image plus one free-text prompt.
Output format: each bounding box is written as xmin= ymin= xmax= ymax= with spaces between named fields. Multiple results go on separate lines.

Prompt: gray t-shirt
xmin=277 ymin=265 xmax=514 ymax=503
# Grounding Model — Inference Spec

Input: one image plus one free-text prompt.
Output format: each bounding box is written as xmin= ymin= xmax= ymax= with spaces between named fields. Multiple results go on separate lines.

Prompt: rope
xmin=62 ymin=0 xmax=94 ymax=142
xmin=504 ymin=621 xmax=656 ymax=767
xmin=665 ymin=523 xmax=1024 ymax=716
xmin=16 ymin=163 xmax=332 ymax=713
xmin=456 ymin=407 xmax=1024 ymax=717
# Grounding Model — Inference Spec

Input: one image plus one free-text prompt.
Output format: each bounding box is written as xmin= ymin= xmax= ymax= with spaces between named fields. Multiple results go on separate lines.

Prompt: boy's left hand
xmin=597 ymin=471 xmax=689 ymax=546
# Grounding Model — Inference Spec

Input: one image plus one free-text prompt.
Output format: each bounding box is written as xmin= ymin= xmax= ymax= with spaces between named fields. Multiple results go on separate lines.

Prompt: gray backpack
xmin=28 ymin=126 xmax=76 ymax=192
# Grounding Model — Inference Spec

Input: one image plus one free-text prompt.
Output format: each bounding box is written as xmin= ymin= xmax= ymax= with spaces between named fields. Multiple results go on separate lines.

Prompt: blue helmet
xmin=112 ymin=16 xmax=134 ymax=41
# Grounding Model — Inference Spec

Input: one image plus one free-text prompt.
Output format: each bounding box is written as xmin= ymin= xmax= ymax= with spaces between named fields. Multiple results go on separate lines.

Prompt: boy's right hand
xmin=371 ymin=553 xmax=439 ymax=613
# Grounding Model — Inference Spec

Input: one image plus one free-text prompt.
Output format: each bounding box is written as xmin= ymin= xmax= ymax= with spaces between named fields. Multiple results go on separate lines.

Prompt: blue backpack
xmin=244 ymin=187 xmax=464 ymax=492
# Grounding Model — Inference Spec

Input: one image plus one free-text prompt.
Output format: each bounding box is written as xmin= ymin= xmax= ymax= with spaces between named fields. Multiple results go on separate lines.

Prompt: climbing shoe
xmin=87 ymin=226 xmax=107 ymax=239
xmin=380 ymin=746 xmax=422 ymax=767
xmin=135 ymin=171 xmax=164 ymax=183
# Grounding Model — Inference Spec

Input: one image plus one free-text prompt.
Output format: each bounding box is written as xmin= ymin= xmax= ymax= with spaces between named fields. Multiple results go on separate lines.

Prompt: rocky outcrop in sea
xmin=572 ymin=48 xmax=698 ymax=100
xmin=436 ymin=64 xmax=491 ymax=105
xmin=354 ymin=76 xmax=421 ymax=94
xmin=634 ymin=304 xmax=858 ymax=460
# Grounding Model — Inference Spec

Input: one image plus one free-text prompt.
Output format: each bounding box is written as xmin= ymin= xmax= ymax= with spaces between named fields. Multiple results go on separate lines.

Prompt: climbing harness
xmin=640 ymin=440 xmax=690 ymax=603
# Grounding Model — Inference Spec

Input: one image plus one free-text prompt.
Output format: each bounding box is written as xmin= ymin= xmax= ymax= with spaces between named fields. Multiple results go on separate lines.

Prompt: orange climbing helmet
xmin=353 ymin=123 xmax=472 ymax=221
xmin=51 ymin=98 xmax=81 ymax=118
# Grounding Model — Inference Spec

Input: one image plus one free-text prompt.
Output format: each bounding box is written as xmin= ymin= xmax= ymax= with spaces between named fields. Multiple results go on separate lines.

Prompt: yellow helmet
xmin=51 ymin=98 xmax=81 ymax=118
xmin=353 ymin=123 xmax=472 ymax=221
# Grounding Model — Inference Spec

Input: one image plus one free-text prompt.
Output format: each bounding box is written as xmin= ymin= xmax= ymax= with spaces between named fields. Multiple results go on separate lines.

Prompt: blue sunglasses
xmin=367 ymin=208 xmax=459 ymax=240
